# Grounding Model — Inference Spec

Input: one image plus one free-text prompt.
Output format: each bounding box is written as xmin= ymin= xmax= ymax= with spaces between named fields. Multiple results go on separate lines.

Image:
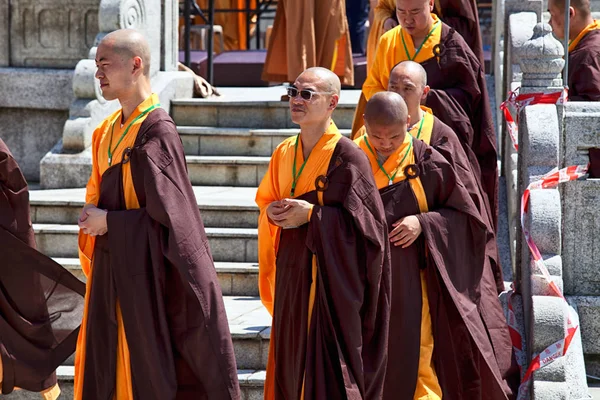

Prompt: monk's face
xmin=95 ymin=42 xmax=140 ymax=101
xmin=548 ymin=0 xmax=567 ymax=39
xmin=364 ymin=121 xmax=408 ymax=158
xmin=388 ymin=69 xmax=429 ymax=113
xmin=289 ymin=73 xmax=339 ymax=126
xmin=396 ymin=0 xmax=435 ymax=37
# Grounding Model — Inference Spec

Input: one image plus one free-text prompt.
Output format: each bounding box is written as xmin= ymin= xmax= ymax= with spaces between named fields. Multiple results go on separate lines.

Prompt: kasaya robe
xmin=568 ymin=20 xmax=600 ymax=101
xmin=76 ymin=95 xmax=240 ymax=399
xmin=261 ymin=0 xmax=354 ymax=85
xmin=366 ymin=0 xmax=484 ymax=72
xmin=355 ymin=135 xmax=515 ymax=399
xmin=355 ymin=18 xmax=499 ymax=229
xmin=0 ymin=139 xmax=85 ymax=399
xmin=256 ymin=122 xmax=391 ymax=399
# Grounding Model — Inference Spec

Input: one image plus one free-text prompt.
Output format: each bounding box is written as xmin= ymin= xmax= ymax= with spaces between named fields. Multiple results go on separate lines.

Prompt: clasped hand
xmin=389 ymin=215 xmax=422 ymax=248
xmin=267 ymin=198 xmax=312 ymax=229
xmin=78 ymin=203 xmax=108 ymax=236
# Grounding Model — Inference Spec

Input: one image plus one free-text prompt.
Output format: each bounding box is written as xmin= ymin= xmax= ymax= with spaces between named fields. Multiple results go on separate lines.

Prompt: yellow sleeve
xmin=367 ymin=0 xmax=397 ymax=72
xmin=363 ymin=29 xmax=395 ymax=100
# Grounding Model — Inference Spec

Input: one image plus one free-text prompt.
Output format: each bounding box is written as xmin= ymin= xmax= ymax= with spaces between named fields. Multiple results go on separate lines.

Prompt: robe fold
xmin=365 ymin=0 xmax=484 ymax=72
xmin=0 ymin=139 xmax=85 ymax=398
xmin=568 ymin=21 xmax=600 ymax=101
xmin=356 ymin=20 xmax=498 ymax=229
xmin=256 ymin=123 xmax=391 ymax=399
xmin=77 ymin=105 xmax=240 ymax=399
xmin=261 ymin=0 xmax=354 ymax=85
xmin=356 ymin=137 xmax=515 ymax=399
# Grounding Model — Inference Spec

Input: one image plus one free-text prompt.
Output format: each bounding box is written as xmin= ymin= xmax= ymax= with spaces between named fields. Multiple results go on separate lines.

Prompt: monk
xmin=366 ymin=0 xmax=484 ymax=72
xmin=76 ymin=29 xmax=240 ymax=399
xmin=261 ymin=0 xmax=354 ymax=85
xmin=354 ymin=0 xmax=498 ymax=229
xmin=256 ymin=67 xmax=391 ymax=399
xmin=549 ymin=0 xmax=600 ymax=100
xmin=355 ymin=92 xmax=515 ymax=399
xmin=0 ymin=139 xmax=85 ymax=399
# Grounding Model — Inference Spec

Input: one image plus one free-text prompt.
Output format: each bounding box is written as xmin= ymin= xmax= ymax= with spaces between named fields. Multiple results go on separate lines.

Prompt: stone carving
xmin=9 ymin=0 xmax=99 ymax=68
xmin=518 ymin=23 xmax=565 ymax=87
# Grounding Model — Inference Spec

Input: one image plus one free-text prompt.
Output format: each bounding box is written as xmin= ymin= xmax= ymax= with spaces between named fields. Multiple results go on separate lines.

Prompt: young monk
xmin=261 ymin=0 xmax=354 ymax=85
xmin=353 ymin=0 xmax=498 ymax=229
xmin=366 ymin=0 xmax=484 ymax=72
xmin=549 ymin=0 xmax=600 ymax=100
xmin=256 ymin=67 xmax=391 ymax=399
xmin=0 ymin=139 xmax=85 ymax=399
xmin=355 ymin=92 xmax=515 ymax=399
xmin=76 ymin=29 xmax=240 ymax=399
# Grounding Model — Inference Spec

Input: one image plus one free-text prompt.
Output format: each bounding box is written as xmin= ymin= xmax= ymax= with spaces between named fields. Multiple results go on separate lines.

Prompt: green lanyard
xmin=107 ymin=103 xmax=161 ymax=166
xmin=401 ymin=20 xmax=441 ymax=61
xmin=364 ymin=135 xmax=413 ymax=186
xmin=412 ymin=116 xmax=425 ymax=139
xmin=290 ymin=134 xmax=310 ymax=197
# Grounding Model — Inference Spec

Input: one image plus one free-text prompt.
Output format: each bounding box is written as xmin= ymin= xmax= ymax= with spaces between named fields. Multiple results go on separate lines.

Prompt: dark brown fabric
xmin=0 ymin=139 xmax=85 ymax=394
xmin=429 ymin=117 xmax=504 ymax=291
xmin=380 ymin=139 xmax=515 ymax=399
xmin=589 ymin=148 xmax=600 ymax=178
xmin=568 ymin=29 xmax=600 ymax=101
xmin=423 ymin=23 xmax=499 ymax=230
xmin=435 ymin=0 xmax=484 ymax=66
xmin=82 ymin=110 xmax=240 ymax=400
xmin=272 ymin=137 xmax=390 ymax=400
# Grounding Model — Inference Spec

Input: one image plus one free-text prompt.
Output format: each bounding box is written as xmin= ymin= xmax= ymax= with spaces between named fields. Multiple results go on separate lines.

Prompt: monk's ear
xmin=132 ymin=56 xmax=144 ymax=75
xmin=328 ymin=94 xmax=339 ymax=111
xmin=421 ymin=85 xmax=430 ymax=103
xmin=428 ymin=0 xmax=434 ymax=12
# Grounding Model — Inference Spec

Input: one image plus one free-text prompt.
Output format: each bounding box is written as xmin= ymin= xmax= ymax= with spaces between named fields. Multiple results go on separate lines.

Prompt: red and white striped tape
xmin=508 ymin=164 xmax=588 ymax=399
xmin=500 ymin=88 xmax=568 ymax=151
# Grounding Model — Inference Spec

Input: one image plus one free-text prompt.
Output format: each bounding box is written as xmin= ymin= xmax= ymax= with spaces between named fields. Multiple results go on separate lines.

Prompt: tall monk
xmin=0 ymin=139 xmax=85 ymax=399
xmin=355 ymin=92 xmax=515 ymax=399
xmin=549 ymin=0 xmax=600 ymax=100
xmin=256 ymin=67 xmax=391 ymax=399
xmin=366 ymin=0 xmax=484 ymax=72
xmin=354 ymin=0 xmax=498 ymax=229
xmin=261 ymin=1 xmax=354 ymax=85
xmin=76 ymin=29 xmax=240 ymax=399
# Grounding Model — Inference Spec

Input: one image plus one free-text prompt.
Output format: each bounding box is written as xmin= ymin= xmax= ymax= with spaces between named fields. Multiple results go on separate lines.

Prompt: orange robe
xmin=75 ymin=94 xmax=160 ymax=400
xmin=256 ymin=122 xmax=343 ymax=399
xmin=261 ymin=0 xmax=354 ymax=85
xmin=354 ymin=132 xmax=442 ymax=400
xmin=367 ymin=0 xmax=396 ymax=74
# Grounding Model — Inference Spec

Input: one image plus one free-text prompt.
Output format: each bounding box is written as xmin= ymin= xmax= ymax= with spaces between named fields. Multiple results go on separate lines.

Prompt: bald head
xmin=364 ymin=92 xmax=409 ymax=127
xmin=99 ymin=29 xmax=151 ymax=76
xmin=298 ymin=67 xmax=341 ymax=96
xmin=550 ymin=0 xmax=591 ymax=17
xmin=391 ymin=61 xmax=427 ymax=88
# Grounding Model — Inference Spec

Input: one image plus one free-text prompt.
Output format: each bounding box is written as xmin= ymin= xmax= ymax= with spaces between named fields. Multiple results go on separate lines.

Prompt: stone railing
xmin=39 ymin=0 xmax=193 ymax=188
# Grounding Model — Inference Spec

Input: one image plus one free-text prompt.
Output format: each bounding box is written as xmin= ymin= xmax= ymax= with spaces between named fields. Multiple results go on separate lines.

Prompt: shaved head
xmin=364 ymin=92 xmax=409 ymax=127
xmin=299 ymin=67 xmax=342 ymax=96
xmin=99 ymin=29 xmax=151 ymax=76
xmin=550 ymin=0 xmax=591 ymax=17
xmin=391 ymin=61 xmax=427 ymax=88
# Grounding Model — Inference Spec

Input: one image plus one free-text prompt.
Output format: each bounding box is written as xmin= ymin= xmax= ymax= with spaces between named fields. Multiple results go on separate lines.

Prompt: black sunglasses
xmin=286 ymin=87 xmax=333 ymax=101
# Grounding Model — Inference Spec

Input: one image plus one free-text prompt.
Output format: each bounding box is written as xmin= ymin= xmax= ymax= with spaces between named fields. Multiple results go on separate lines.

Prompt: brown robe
xmin=422 ymin=23 xmax=498 ymax=230
xmin=81 ymin=110 xmax=240 ymax=399
xmin=568 ymin=29 xmax=600 ymax=101
xmin=381 ymin=139 xmax=515 ymax=399
xmin=428 ymin=116 xmax=504 ymax=291
xmin=261 ymin=0 xmax=354 ymax=85
xmin=273 ymin=137 xmax=391 ymax=399
xmin=434 ymin=0 xmax=484 ymax=66
xmin=0 ymin=139 xmax=85 ymax=394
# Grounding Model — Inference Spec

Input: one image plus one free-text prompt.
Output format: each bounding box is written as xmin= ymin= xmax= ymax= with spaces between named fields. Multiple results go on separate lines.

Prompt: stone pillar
xmin=516 ymin=23 xmax=589 ymax=399
xmin=0 ymin=0 xmax=8 ymax=67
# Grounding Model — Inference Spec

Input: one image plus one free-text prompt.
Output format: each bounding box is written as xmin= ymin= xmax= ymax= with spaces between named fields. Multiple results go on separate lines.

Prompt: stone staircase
xmin=9 ymin=87 xmax=358 ymax=399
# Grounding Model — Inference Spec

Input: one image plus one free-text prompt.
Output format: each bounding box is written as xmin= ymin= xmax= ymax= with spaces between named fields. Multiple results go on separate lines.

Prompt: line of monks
xmin=2 ymin=0 xmax=600 ymax=397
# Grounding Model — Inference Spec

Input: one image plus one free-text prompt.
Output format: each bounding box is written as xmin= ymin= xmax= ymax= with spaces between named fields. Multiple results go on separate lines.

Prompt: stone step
xmin=186 ymin=155 xmax=269 ymax=187
xmin=171 ymin=98 xmax=357 ymax=130
xmin=34 ymin=224 xmax=258 ymax=263
xmin=29 ymin=187 xmax=259 ymax=228
xmin=178 ymin=126 xmax=351 ymax=157
xmin=1 ymin=366 xmax=265 ymax=399
xmin=56 ymin=258 xmax=259 ymax=297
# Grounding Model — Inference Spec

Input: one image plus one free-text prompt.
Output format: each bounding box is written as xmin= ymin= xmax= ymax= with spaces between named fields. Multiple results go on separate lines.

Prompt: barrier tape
xmin=500 ymin=88 xmax=568 ymax=151
xmin=508 ymin=164 xmax=588 ymax=399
